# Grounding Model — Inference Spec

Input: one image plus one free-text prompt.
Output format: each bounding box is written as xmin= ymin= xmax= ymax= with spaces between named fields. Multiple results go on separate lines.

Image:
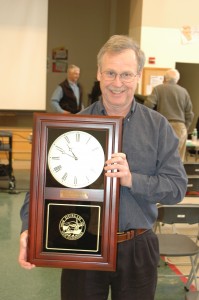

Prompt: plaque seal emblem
xmin=59 ymin=213 xmax=86 ymax=240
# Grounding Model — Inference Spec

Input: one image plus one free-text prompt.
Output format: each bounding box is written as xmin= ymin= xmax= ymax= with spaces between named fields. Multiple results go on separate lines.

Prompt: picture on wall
xmin=52 ymin=46 xmax=68 ymax=73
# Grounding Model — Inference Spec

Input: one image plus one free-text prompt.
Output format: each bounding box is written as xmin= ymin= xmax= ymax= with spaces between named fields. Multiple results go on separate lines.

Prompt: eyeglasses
xmin=101 ymin=70 xmax=138 ymax=83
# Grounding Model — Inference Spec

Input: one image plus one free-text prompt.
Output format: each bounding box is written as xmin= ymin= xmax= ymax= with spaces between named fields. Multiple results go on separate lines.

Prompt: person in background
xmin=144 ymin=68 xmax=194 ymax=161
xmin=88 ymin=79 xmax=101 ymax=104
xmin=19 ymin=35 xmax=187 ymax=300
xmin=196 ymin=116 xmax=199 ymax=138
xmin=134 ymin=93 xmax=147 ymax=105
xmin=51 ymin=64 xmax=83 ymax=114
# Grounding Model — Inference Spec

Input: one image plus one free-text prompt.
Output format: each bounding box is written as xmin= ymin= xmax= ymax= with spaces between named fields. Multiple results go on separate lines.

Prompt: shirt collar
xmin=68 ymin=80 xmax=77 ymax=86
xmin=97 ymin=97 xmax=136 ymax=118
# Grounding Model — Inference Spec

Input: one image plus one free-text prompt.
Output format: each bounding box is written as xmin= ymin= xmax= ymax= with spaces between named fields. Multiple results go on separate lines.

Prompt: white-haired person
xmin=51 ymin=64 xmax=83 ymax=114
xmin=144 ymin=68 xmax=194 ymax=161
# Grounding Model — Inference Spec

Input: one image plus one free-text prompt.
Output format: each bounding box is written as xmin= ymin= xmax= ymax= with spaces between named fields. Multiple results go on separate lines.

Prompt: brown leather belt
xmin=117 ymin=229 xmax=147 ymax=243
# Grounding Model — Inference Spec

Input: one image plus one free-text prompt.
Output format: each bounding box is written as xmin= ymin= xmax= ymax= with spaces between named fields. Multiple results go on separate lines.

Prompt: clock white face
xmin=48 ymin=131 xmax=105 ymax=188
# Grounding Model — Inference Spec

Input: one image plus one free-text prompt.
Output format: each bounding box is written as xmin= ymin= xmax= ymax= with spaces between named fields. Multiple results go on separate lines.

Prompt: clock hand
xmin=55 ymin=145 xmax=76 ymax=159
xmin=63 ymin=152 xmax=76 ymax=159
xmin=66 ymin=144 xmax=78 ymax=160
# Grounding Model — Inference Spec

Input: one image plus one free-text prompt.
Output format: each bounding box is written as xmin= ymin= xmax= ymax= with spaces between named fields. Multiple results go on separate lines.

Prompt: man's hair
xmin=67 ymin=64 xmax=80 ymax=72
xmin=164 ymin=69 xmax=180 ymax=83
xmin=97 ymin=35 xmax=145 ymax=74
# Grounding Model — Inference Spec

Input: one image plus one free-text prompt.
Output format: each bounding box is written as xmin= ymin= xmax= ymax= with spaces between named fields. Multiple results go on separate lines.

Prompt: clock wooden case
xmin=28 ymin=113 xmax=123 ymax=271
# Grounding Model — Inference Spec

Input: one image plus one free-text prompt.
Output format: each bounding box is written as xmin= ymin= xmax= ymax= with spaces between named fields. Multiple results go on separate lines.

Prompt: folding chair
xmin=156 ymin=204 xmax=199 ymax=290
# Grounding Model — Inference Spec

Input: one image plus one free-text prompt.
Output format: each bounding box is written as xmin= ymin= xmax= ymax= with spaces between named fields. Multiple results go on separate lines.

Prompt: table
xmin=181 ymin=196 xmax=199 ymax=204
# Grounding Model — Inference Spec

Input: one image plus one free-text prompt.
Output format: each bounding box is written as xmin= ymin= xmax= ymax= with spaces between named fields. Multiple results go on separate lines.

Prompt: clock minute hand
xmin=64 ymin=152 xmax=76 ymax=159
xmin=66 ymin=144 xmax=78 ymax=160
xmin=55 ymin=145 xmax=76 ymax=159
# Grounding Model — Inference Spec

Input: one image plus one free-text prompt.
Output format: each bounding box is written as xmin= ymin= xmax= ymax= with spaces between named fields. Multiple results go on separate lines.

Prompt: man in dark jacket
xmin=51 ymin=64 xmax=83 ymax=114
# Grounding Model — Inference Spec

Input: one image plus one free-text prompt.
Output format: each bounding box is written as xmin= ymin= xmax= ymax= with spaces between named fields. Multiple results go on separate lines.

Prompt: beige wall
xmin=129 ymin=0 xmax=143 ymax=44
xmin=46 ymin=0 xmax=130 ymax=112
xmin=142 ymin=0 xmax=199 ymax=27
xmin=128 ymin=0 xmax=199 ymax=129
xmin=140 ymin=0 xmax=199 ymax=67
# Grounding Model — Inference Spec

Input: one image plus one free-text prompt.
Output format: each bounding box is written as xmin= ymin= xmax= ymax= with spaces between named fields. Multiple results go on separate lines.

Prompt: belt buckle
xmin=117 ymin=231 xmax=125 ymax=235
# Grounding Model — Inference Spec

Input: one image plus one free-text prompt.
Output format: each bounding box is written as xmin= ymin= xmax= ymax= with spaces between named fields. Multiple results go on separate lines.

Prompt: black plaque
xmin=45 ymin=202 xmax=101 ymax=253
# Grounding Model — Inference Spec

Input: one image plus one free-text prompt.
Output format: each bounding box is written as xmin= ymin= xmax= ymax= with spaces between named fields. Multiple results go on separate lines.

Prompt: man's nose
xmin=112 ymin=74 xmax=123 ymax=85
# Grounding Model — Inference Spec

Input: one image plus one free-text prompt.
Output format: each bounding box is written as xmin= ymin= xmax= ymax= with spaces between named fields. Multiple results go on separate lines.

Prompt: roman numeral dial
xmin=48 ymin=131 xmax=105 ymax=188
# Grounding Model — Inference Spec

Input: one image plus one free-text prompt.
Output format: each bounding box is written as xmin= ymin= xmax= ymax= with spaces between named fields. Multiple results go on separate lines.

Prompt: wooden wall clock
xmin=28 ymin=113 xmax=123 ymax=271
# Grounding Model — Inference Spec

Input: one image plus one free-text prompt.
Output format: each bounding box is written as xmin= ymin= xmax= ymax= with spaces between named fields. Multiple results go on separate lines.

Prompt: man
xmin=144 ymin=68 xmax=194 ymax=161
xmin=51 ymin=64 xmax=83 ymax=114
xmin=19 ymin=35 xmax=187 ymax=300
xmin=88 ymin=79 xmax=101 ymax=104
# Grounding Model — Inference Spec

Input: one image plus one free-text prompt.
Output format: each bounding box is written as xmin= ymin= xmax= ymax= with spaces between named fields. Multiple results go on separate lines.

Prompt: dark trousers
xmin=61 ymin=229 xmax=159 ymax=300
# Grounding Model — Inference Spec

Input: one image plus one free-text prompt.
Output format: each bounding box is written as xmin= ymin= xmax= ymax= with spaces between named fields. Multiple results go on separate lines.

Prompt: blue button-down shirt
xmin=79 ymin=99 xmax=187 ymax=231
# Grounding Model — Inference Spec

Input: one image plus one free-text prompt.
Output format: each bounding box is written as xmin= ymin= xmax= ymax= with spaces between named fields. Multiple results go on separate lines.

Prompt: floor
xmin=0 ymin=157 xmax=198 ymax=300
xmin=0 ymin=191 xmax=61 ymax=300
xmin=155 ymin=221 xmax=199 ymax=287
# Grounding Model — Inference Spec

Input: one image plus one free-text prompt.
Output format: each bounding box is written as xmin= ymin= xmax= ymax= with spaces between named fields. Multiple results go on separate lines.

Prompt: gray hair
xmin=97 ymin=35 xmax=145 ymax=74
xmin=67 ymin=64 xmax=80 ymax=72
xmin=164 ymin=69 xmax=180 ymax=83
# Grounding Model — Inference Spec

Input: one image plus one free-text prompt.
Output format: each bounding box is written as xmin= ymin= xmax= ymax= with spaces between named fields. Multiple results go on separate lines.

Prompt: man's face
xmin=68 ymin=67 xmax=80 ymax=83
xmin=97 ymin=49 xmax=141 ymax=109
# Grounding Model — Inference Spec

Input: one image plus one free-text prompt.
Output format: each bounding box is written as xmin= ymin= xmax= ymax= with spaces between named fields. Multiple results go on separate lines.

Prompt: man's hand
xmin=104 ymin=153 xmax=132 ymax=188
xmin=18 ymin=230 xmax=35 ymax=270
xmin=63 ymin=111 xmax=71 ymax=114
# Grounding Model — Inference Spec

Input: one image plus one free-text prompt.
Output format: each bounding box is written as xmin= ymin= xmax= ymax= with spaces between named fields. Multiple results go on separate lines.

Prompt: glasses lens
xmin=102 ymin=71 xmax=136 ymax=82
xmin=120 ymin=73 xmax=136 ymax=82
xmin=103 ymin=71 xmax=115 ymax=80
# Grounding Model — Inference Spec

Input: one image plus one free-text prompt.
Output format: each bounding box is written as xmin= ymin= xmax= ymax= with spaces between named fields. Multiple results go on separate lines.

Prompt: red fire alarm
xmin=148 ymin=57 xmax=155 ymax=64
